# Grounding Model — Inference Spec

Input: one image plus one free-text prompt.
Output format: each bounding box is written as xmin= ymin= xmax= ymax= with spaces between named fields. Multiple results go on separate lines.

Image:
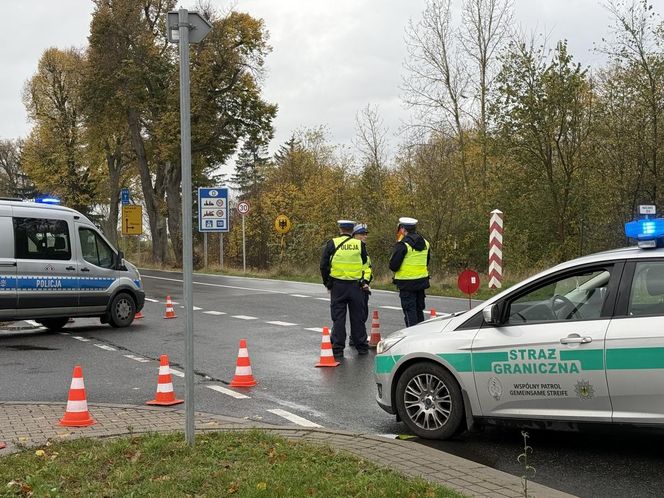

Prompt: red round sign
xmin=457 ymin=269 xmax=480 ymax=295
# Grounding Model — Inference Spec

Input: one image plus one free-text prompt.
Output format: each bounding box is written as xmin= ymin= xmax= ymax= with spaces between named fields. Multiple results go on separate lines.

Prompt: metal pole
xmin=242 ymin=214 xmax=246 ymax=272
xmin=220 ymin=233 xmax=224 ymax=269
xmin=204 ymin=232 xmax=208 ymax=269
xmin=178 ymin=8 xmax=195 ymax=446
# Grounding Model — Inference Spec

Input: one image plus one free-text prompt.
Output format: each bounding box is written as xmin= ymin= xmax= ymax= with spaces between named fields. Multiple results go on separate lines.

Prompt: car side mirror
xmin=115 ymin=250 xmax=125 ymax=270
xmin=482 ymin=303 xmax=503 ymax=325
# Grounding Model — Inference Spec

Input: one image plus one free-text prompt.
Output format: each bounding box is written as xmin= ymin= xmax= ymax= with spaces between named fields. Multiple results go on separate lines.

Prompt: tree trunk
xmin=165 ymin=161 xmax=183 ymax=266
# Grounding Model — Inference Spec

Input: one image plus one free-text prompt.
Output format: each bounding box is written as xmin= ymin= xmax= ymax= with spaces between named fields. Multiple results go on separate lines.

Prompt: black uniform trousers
xmin=330 ymin=279 xmax=368 ymax=354
xmin=399 ymin=289 xmax=426 ymax=327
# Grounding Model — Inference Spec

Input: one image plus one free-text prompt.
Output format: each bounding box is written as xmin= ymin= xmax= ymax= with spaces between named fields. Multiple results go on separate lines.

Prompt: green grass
xmin=0 ymin=431 xmax=464 ymax=497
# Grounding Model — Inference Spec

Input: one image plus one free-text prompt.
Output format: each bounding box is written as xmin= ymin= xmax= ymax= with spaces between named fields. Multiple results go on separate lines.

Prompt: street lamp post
xmin=167 ymin=8 xmax=212 ymax=447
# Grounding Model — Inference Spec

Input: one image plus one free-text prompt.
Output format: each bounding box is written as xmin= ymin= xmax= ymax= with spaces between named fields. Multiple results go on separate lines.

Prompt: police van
xmin=375 ymin=207 xmax=664 ymax=439
xmin=0 ymin=198 xmax=144 ymax=330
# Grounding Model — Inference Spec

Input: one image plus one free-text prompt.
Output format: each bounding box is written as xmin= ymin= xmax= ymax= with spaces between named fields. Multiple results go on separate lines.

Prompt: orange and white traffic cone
xmin=146 ymin=355 xmax=183 ymax=406
xmin=163 ymin=296 xmax=176 ymax=319
xmin=315 ymin=327 xmax=340 ymax=367
xmin=429 ymin=309 xmax=437 ymax=318
xmin=230 ymin=339 xmax=258 ymax=387
xmin=59 ymin=365 xmax=96 ymax=427
xmin=369 ymin=310 xmax=382 ymax=347
xmin=134 ymin=310 xmax=144 ymax=319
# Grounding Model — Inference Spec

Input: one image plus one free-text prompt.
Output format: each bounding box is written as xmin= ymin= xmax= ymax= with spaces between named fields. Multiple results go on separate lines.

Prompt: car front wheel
xmin=108 ymin=292 xmax=136 ymax=328
xmin=395 ymin=362 xmax=464 ymax=440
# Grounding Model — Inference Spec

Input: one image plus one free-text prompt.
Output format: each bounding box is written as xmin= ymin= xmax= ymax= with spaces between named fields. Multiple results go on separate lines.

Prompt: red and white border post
xmin=489 ymin=209 xmax=504 ymax=289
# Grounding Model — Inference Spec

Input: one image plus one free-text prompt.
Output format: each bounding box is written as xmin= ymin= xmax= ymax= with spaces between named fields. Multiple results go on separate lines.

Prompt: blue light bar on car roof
xmin=625 ymin=218 xmax=664 ymax=248
xmin=35 ymin=196 xmax=61 ymax=205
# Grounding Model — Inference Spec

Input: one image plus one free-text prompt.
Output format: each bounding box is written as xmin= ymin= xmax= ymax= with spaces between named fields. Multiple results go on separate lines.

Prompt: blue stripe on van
xmin=0 ymin=276 xmax=17 ymax=290
xmin=0 ymin=275 xmax=117 ymax=291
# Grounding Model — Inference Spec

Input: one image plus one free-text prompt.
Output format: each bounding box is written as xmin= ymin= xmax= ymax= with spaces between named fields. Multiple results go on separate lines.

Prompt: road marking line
xmin=179 ymin=306 xmax=203 ymax=310
xmin=304 ymin=327 xmax=323 ymax=333
xmin=203 ymin=311 xmax=226 ymax=315
xmin=71 ymin=336 xmax=90 ymax=342
xmin=94 ymin=344 xmax=116 ymax=352
xmin=290 ymin=294 xmax=309 ymax=298
xmin=206 ymin=385 xmax=250 ymax=399
xmin=267 ymin=409 xmax=322 ymax=428
xmin=232 ymin=315 xmax=258 ymax=320
xmin=380 ymin=305 xmax=402 ymax=310
xmin=170 ymin=368 xmax=185 ymax=378
xmin=58 ymin=332 xmax=70 ymax=336
xmin=25 ymin=320 xmax=41 ymax=327
xmin=265 ymin=321 xmax=297 ymax=327
xmin=124 ymin=354 xmax=150 ymax=363
xmin=145 ymin=298 xmax=159 ymax=303
xmin=316 ymin=297 xmax=330 ymax=302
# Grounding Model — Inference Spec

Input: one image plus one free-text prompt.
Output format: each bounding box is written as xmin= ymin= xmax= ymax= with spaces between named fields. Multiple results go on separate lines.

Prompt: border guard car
xmin=0 ymin=198 xmax=144 ymax=330
xmin=375 ymin=206 xmax=664 ymax=439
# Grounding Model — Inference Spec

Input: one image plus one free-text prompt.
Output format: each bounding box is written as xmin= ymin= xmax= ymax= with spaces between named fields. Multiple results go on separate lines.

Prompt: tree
xmin=22 ymin=48 xmax=97 ymax=215
xmin=0 ymin=139 xmax=36 ymax=199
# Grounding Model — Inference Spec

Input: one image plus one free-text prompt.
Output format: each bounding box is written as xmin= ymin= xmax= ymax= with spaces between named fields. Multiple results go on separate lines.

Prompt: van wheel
xmin=108 ymin=292 xmax=135 ymax=328
xmin=38 ymin=317 xmax=70 ymax=331
xmin=395 ymin=362 xmax=464 ymax=440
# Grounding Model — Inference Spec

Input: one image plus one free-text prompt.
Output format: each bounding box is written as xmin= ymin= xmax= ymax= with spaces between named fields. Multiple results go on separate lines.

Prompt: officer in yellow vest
xmin=320 ymin=220 xmax=370 ymax=357
xmin=389 ymin=217 xmax=431 ymax=327
xmin=352 ymin=223 xmax=372 ymax=324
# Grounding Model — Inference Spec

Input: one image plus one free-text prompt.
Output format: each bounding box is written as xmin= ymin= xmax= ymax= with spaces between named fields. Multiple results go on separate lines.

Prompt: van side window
xmin=79 ymin=228 xmax=114 ymax=269
xmin=13 ymin=217 xmax=71 ymax=261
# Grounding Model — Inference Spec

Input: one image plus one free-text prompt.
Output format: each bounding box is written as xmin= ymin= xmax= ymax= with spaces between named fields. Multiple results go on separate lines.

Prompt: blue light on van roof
xmin=35 ymin=196 xmax=61 ymax=205
xmin=625 ymin=218 xmax=664 ymax=240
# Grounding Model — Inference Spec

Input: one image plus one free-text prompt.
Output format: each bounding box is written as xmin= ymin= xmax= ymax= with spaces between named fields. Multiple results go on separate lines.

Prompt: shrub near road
xmin=0 ymin=431 xmax=463 ymax=497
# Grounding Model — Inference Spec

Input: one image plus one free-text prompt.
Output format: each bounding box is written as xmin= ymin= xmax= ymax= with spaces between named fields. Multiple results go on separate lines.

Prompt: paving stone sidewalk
xmin=0 ymin=402 xmax=574 ymax=498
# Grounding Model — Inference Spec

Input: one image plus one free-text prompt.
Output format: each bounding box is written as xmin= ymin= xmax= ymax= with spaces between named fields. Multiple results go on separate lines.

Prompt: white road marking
xmin=145 ymin=298 xmax=159 ymax=303
xmin=72 ymin=336 xmax=90 ymax=342
xmin=206 ymin=384 xmax=250 ymax=399
xmin=232 ymin=315 xmax=258 ymax=320
xmin=203 ymin=311 xmax=226 ymax=315
xmin=94 ymin=344 xmax=117 ymax=352
xmin=265 ymin=321 xmax=297 ymax=327
xmin=124 ymin=354 xmax=150 ymax=363
xmin=25 ymin=320 xmax=41 ymax=327
xmin=379 ymin=305 xmax=402 ymax=310
xmin=179 ymin=305 xmax=203 ymax=310
xmin=316 ymin=297 xmax=330 ymax=302
xmin=304 ymin=327 xmax=323 ymax=333
xmin=267 ymin=409 xmax=322 ymax=428
xmin=170 ymin=368 xmax=185 ymax=378
xmin=58 ymin=332 xmax=70 ymax=336
xmin=376 ymin=434 xmax=400 ymax=439
xmin=290 ymin=294 xmax=309 ymax=298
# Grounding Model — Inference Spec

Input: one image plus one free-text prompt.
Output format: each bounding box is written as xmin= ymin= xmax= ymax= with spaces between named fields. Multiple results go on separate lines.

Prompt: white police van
xmin=375 ymin=207 xmax=664 ymax=439
xmin=0 ymin=198 xmax=144 ymax=330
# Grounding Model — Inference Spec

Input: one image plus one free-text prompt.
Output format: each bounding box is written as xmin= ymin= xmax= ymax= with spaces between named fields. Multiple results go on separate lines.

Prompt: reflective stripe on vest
xmin=363 ymin=256 xmax=372 ymax=282
xmin=394 ymin=240 xmax=430 ymax=280
xmin=330 ymin=236 xmax=363 ymax=280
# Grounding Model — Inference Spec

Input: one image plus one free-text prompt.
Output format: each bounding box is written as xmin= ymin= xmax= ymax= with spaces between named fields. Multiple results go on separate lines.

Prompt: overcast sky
xmin=2 ymin=0 xmax=617 ymax=159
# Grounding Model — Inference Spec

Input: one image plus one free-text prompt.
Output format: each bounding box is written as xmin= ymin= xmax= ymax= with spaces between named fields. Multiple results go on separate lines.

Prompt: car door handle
xmin=560 ymin=334 xmax=592 ymax=344
xmin=65 ymin=266 xmax=76 ymax=271
xmin=81 ymin=267 xmax=90 ymax=272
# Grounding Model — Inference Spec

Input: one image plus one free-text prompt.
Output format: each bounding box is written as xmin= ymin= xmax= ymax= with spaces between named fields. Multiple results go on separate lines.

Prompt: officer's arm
xmin=320 ymin=240 xmax=334 ymax=285
xmin=360 ymin=241 xmax=368 ymax=265
xmin=389 ymin=242 xmax=406 ymax=272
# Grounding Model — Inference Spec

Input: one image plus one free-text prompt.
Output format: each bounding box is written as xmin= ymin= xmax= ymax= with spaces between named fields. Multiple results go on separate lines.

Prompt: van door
xmin=13 ymin=215 xmax=78 ymax=318
xmin=76 ymin=224 xmax=119 ymax=313
xmin=0 ymin=215 xmax=17 ymax=319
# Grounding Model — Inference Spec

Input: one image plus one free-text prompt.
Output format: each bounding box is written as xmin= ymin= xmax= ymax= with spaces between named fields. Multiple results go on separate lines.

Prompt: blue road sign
xmin=198 ymin=187 xmax=229 ymax=233
xmin=121 ymin=188 xmax=130 ymax=205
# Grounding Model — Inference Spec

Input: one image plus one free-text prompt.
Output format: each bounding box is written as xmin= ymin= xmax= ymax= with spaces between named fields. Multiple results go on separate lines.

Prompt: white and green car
xmin=375 ymin=215 xmax=664 ymax=439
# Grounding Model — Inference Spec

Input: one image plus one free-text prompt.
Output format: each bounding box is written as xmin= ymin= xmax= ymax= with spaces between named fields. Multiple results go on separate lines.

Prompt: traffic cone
xmin=315 ymin=327 xmax=340 ymax=367
xmin=369 ymin=310 xmax=382 ymax=347
xmin=163 ymin=296 xmax=176 ymax=319
xmin=429 ymin=309 xmax=437 ymax=318
xmin=134 ymin=310 xmax=144 ymax=319
xmin=146 ymin=355 xmax=183 ymax=406
xmin=230 ymin=339 xmax=258 ymax=387
xmin=59 ymin=365 xmax=96 ymax=427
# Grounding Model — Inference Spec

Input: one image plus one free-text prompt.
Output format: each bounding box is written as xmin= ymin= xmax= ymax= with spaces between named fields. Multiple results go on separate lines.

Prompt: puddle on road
xmin=0 ymin=345 xmax=59 ymax=351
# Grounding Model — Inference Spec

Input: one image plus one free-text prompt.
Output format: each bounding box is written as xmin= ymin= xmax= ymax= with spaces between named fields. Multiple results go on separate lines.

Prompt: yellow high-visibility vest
xmin=394 ymin=240 xmax=430 ymax=280
xmin=330 ymin=236 xmax=363 ymax=280
xmin=363 ymin=256 xmax=373 ymax=282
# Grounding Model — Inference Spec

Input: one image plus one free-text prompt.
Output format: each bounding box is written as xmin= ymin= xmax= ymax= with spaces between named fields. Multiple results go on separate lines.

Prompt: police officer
xmin=389 ymin=217 xmax=431 ymax=327
xmin=320 ymin=220 xmax=370 ymax=357
xmin=352 ymin=223 xmax=372 ymax=324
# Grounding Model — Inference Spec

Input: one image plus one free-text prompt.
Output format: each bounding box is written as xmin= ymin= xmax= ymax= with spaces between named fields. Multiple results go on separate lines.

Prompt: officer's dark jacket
xmin=389 ymin=231 xmax=431 ymax=291
xmin=320 ymin=234 xmax=368 ymax=289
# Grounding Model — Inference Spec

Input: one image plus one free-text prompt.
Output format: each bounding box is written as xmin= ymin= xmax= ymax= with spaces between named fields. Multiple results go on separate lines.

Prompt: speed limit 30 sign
xmin=237 ymin=201 xmax=251 ymax=215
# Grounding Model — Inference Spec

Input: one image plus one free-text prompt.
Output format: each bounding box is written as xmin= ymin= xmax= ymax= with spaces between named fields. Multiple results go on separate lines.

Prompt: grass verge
xmin=0 ymin=431 xmax=464 ymax=497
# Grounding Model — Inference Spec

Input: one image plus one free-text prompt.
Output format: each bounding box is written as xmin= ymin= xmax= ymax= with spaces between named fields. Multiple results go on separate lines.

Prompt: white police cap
xmin=398 ymin=217 xmax=418 ymax=228
xmin=337 ymin=219 xmax=355 ymax=229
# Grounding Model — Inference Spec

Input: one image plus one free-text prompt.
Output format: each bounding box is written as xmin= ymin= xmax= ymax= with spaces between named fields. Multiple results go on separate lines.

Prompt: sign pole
xmin=489 ymin=209 xmax=504 ymax=289
xmin=242 ymin=214 xmax=246 ymax=273
xmin=220 ymin=233 xmax=224 ymax=269
xmin=204 ymin=232 xmax=208 ymax=269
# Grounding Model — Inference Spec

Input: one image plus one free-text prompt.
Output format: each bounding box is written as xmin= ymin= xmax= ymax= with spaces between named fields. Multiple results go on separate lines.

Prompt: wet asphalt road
xmin=2 ymin=269 xmax=663 ymax=497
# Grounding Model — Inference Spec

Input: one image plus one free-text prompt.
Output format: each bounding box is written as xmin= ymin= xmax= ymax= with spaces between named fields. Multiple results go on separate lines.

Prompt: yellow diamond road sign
xmin=122 ymin=205 xmax=142 ymax=235
xmin=274 ymin=215 xmax=292 ymax=234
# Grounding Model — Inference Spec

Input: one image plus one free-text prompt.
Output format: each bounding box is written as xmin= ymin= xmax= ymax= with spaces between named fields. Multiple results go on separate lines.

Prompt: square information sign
xmin=198 ymin=187 xmax=229 ymax=232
